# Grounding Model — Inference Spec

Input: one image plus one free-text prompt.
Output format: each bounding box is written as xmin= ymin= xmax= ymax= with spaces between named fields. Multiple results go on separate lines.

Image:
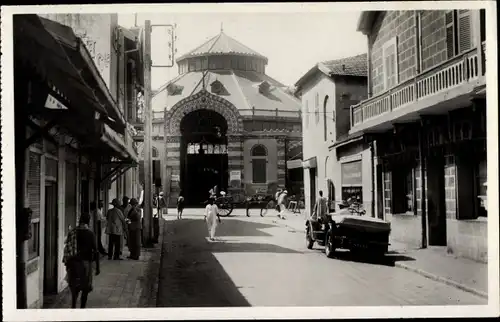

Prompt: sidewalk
xmin=263 ymin=212 xmax=488 ymax=299
xmin=44 ymin=220 xmax=165 ymax=309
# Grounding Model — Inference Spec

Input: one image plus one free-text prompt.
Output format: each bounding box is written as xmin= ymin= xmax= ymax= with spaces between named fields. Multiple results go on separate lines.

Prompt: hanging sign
xmin=45 ymin=94 xmax=69 ymax=110
xmin=171 ymin=175 xmax=180 ymax=182
xmin=341 ymin=160 xmax=362 ymax=186
xmin=230 ymin=170 xmax=241 ymax=181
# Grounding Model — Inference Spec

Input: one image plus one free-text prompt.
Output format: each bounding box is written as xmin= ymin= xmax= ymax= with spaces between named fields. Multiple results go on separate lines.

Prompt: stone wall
xmin=447 ymin=219 xmax=488 ymax=263
xmin=420 ymin=10 xmax=448 ymax=71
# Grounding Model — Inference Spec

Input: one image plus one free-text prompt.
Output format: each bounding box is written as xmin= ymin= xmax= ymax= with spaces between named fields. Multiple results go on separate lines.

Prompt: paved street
xmin=157 ymin=208 xmax=486 ymax=307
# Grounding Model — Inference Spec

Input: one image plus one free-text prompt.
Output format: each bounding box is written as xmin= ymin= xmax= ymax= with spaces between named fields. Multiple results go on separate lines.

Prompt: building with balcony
xmin=350 ymin=10 xmax=486 ymax=262
xmin=14 ymin=14 xmax=144 ymax=308
xmin=134 ymin=29 xmax=303 ymax=206
xmin=295 ymin=54 xmax=371 ymax=216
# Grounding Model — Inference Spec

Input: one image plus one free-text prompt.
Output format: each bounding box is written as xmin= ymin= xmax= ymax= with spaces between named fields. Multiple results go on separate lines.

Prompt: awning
xmin=287 ymin=159 xmax=303 ymax=169
xmin=14 ymin=14 xmax=126 ymax=133
xmin=100 ymin=124 xmax=139 ymax=164
xmin=302 ymin=157 xmax=317 ymax=169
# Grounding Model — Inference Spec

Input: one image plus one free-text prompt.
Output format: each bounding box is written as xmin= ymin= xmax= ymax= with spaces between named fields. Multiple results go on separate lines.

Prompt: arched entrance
xmin=180 ymin=109 xmax=229 ymax=206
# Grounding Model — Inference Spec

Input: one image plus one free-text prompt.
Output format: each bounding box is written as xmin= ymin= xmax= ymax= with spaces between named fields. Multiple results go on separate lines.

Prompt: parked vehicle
xmin=305 ymin=198 xmax=391 ymax=258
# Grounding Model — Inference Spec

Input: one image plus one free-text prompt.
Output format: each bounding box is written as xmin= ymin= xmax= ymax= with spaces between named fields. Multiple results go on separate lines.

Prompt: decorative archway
xmin=165 ymin=89 xmax=243 ymax=136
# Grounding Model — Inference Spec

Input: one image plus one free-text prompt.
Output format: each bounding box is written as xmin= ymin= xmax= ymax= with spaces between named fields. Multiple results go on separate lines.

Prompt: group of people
xmin=62 ymin=195 xmax=145 ymax=308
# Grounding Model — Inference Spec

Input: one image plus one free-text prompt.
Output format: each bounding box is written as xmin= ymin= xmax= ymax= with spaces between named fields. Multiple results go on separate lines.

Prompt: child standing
xmin=177 ymin=192 xmax=185 ymax=220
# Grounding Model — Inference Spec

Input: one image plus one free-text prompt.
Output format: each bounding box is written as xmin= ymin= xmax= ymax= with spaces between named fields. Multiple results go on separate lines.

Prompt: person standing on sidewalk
xmin=204 ymin=198 xmax=221 ymax=241
xmin=63 ymin=212 xmax=100 ymax=308
xmin=90 ymin=201 xmax=107 ymax=256
xmin=277 ymin=190 xmax=288 ymax=220
xmin=105 ymin=198 xmax=127 ymax=260
xmin=127 ymin=198 xmax=142 ymax=260
xmin=312 ymin=190 xmax=329 ymax=224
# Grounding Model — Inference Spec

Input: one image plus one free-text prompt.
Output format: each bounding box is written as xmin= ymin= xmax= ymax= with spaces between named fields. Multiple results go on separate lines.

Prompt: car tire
xmin=325 ymin=230 xmax=335 ymax=258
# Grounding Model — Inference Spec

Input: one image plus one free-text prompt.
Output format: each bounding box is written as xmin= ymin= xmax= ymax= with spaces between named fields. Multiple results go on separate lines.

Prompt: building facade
xmin=15 ymin=14 xmax=143 ymax=308
xmin=133 ymin=30 xmax=303 ymax=206
xmin=295 ymin=54 xmax=371 ymax=216
xmin=351 ymin=10 xmax=487 ymax=262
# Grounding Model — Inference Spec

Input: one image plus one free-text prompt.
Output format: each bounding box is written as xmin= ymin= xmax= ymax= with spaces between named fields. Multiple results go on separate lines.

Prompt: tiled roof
xmin=152 ymin=69 xmax=300 ymax=115
xmin=321 ymin=53 xmax=367 ymax=77
xmin=176 ymin=31 xmax=268 ymax=62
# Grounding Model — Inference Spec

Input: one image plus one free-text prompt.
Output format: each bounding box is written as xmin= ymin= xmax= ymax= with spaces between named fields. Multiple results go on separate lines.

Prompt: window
xmin=382 ymin=37 xmax=398 ymax=90
xmin=152 ymin=147 xmax=159 ymax=158
xmin=327 ymin=179 xmax=336 ymax=212
xmin=188 ymin=60 xmax=196 ymax=72
xmin=315 ymin=93 xmax=320 ymax=124
xmin=28 ymin=220 xmax=40 ymax=260
xmin=323 ymin=95 xmax=329 ymax=141
xmin=251 ymin=144 xmax=267 ymax=183
xmin=446 ymin=10 xmax=474 ymax=59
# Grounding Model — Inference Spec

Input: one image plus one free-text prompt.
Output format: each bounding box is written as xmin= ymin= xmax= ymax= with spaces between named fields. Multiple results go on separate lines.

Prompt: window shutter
xmin=458 ymin=10 xmax=472 ymax=53
xmin=383 ymin=39 xmax=397 ymax=89
xmin=445 ymin=11 xmax=455 ymax=59
xmin=28 ymin=152 xmax=41 ymax=219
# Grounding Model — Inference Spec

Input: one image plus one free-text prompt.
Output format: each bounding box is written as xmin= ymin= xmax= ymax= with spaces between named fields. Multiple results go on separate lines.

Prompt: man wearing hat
xmin=127 ymin=198 xmax=142 ymax=260
xmin=105 ymin=198 xmax=127 ymax=260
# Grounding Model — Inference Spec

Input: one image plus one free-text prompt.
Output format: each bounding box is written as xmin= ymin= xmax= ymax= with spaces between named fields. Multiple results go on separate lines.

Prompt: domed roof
xmin=176 ymin=30 xmax=268 ymax=63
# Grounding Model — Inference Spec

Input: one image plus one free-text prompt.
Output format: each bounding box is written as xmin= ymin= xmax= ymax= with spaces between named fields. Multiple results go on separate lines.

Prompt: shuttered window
xmin=458 ymin=10 xmax=473 ymax=53
xmin=315 ymin=93 xmax=320 ymax=124
xmin=304 ymin=100 xmax=309 ymax=129
xmin=446 ymin=10 xmax=474 ymax=58
xmin=27 ymin=152 xmax=42 ymax=219
xmin=383 ymin=37 xmax=398 ymax=90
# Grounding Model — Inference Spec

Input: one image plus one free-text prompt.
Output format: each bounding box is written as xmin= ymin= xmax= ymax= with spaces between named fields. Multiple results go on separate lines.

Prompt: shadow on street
xmin=157 ymin=218 xmax=298 ymax=307
xmin=327 ymin=249 xmax=416 ymax=267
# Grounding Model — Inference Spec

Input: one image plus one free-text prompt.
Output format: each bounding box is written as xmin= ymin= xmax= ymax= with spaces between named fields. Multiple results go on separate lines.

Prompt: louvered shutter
xmin=383 ymin=39 xmax=398 ymax=89
xmin=458 ymin=10 xmax=472 ymax=53
xmin=27 ymin=152 xmax=41 ymax=219
xmin=445 ymin=11 xmax=456 ymax=59
xmin=65 ymin=162 xmax=77 ymax=235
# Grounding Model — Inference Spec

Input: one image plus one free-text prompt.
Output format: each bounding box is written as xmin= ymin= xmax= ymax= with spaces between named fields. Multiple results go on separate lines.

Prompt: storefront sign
xmin=302 ymin=157 xmax=317 ymax=169
xmin=171 ymin=175 xmax=180 ymax=182
xmin=287 ymin=159 xmax=303 ymax=169
xmin=230 ymin=170 xmax=241 ymax=181
xmin=341 ymin=160 xmax=362 ymax=186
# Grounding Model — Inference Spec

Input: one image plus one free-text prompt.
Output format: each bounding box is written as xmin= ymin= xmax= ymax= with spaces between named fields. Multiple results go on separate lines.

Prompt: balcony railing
xmin=351 ymin=48 xmax=482 ymax=128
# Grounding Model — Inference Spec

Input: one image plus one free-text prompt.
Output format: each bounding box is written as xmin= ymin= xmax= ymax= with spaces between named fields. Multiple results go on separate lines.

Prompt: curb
xmin=394 ymin=262 xmax=488 ymax=299
xmin=152 ymin=218 xmax=167 ymax=307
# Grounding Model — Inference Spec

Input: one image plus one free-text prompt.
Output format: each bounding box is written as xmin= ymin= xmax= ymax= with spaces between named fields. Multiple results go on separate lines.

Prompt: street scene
xmin=2 ymin=3 xmax=496 ymax=320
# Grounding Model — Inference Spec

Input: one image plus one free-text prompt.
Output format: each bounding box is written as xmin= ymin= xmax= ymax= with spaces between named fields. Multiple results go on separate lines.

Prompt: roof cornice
xmin=357 ymin=11 xmax=378 ymax=35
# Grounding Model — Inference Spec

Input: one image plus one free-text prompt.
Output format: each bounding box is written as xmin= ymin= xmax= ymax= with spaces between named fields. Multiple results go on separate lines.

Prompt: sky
xmin=118 ymin=11 xmax=367 ymax=91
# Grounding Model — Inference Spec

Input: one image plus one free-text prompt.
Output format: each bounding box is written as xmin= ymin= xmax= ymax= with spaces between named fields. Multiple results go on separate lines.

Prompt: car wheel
xmin=306 ymin=224 xmax=314 ymax=249
xmin=325 ymin=231 xmax=335 ymax=258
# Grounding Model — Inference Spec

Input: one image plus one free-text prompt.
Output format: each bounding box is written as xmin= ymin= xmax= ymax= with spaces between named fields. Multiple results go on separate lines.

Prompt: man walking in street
xmin=127 ymin=198 xmax=142 ymax=260
xmin=277 ymin=190 xmax=288 ymax=220
xmin=105 ymin=198 xmax=127 ymax=260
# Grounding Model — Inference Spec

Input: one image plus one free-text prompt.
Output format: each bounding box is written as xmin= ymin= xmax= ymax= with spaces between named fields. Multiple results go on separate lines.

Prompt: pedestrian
xmin=277 ymin=190 xmax=288 ymax=219
xmin=127 ymin=198 xmax=142 ymax=260
xmin=63 ymin=212 xmax=100 ymax=308
xmin=105 ymin=198 xmax=127 ymax=260
xmin=90 ymin=201 xmax=107 ymax=255
xmin=177 ymin=192 xmax=185 ymax=220
xmin=122 ymin=198 xmax=133 ymax=248
xmin=204 ymin=198 xmax=221 ymax=241
xmin=119 ymin=197 xmax=130 ymax=256
xmin=312 ymin=190 xmax=329 ymax=224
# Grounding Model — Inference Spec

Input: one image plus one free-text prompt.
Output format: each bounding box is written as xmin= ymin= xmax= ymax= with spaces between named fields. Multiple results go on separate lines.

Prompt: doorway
xmin=180 ymin=109 xmax=229 ymax=206
xmin=43 ymin=181 xmax=58 ymax=296
xmin=427 ymin=154 xmax=447 ymax=246
xmin=309 ymin=168 xmax=317 ymax=215
xmin=391 ymin=165 xmax=414 ymax=214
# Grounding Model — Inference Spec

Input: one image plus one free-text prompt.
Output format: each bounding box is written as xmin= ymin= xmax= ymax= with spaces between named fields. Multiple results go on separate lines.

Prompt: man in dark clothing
xmin=63 ymin=212 xmax=100 ymax=308
xmin=127 ymin=198 xmax=142 ymax=260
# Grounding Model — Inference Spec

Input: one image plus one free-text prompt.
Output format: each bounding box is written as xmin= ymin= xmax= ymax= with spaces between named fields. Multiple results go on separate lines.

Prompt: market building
xmin=295 ymin=54 xmax=371 ymax=217
xmin=137 ymin=29 xmax=303 ymax=206
xmin=350 ymin=10 xmax=487 ymax=262
xmin=14 ymin=14 xmax=143 ymax=308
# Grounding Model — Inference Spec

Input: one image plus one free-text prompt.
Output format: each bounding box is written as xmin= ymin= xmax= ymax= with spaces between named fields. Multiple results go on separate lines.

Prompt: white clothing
xmin=205 ymin=204 xmax=219 ymax=239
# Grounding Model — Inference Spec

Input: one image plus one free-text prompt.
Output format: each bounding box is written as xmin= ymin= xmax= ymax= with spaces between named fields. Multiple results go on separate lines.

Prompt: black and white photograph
xmin=1 ymin=2 xmax=498 ymax=320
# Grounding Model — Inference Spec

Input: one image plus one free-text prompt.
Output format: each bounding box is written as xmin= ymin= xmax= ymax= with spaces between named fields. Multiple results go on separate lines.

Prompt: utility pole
xmin=142 ymin=19 xmax=154 ymax=247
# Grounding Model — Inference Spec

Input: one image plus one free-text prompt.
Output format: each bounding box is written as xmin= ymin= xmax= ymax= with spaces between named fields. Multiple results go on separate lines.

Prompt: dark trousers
xmin=108 ymin=234 xmax=121 ymax=259
xmin=128 ymin=229 xmax=142 ymax=259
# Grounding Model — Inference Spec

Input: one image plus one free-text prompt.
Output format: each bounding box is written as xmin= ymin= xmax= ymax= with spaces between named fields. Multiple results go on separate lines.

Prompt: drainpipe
xmin=370 ymin=139 xmax=376 ymax=218
xmin=418 ymin=121 xmax=428 ymax=249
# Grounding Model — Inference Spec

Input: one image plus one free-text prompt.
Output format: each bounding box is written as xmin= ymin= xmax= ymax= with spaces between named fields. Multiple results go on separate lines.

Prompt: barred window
xmin=251 ymin=144 xmax=267 ymax=184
